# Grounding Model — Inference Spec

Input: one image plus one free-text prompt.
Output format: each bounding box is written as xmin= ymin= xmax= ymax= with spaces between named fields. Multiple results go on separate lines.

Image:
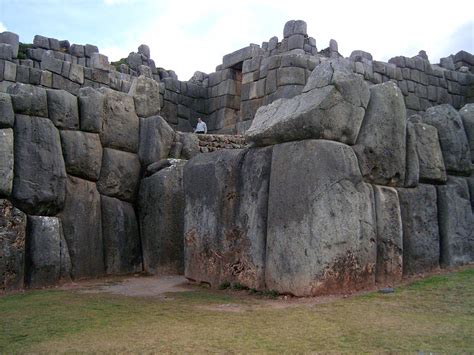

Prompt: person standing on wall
xmin=194 ymin=117 xmax=207 ymax=134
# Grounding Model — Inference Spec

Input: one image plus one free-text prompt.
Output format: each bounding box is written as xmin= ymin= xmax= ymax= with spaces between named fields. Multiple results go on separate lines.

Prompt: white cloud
xmin=0 ymin=21 xmax=7 ymax=32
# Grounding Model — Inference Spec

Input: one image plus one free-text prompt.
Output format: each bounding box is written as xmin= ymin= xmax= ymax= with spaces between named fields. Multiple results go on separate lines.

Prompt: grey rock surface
xmin=99 ymin=88 xmax=139 ymax=153
xmin=139 ymin=160 xmax=187 ymax=274
xmin=354 ymin=82 xmax=406 ymax=186
xmin=7 ymin=83 xmax=48 ymax=117
xmin=184 ymin=147 xmax=272 ymax=290
xmin=97 ymin=148 xmax=141 ymax=202
xmin=459 ymin=104 xmax=474 ymax=162
xmin=404 ymin=122 xmax=419 ymax=187
xmin=0 ymin=31 xmax=19 ymax=57
xmin=0 ymin=199 xmax=26 ymax=290
xmin=0 ymin=129 xmax=13 ymax=196
xmin=46 ymin=89 xmax=79 ymax=129
xmin=59 ymin=175 xmax=103 ymax=279
xmin=12 ymin=115 xmax=66 ymax=215
xmin=179 ymin=132 xmax=200 ymax=160
xmin=437 ymin=176 xmax=474 ymax=267
xmin=101 ymin=195 xmax=142 ymax=274
xmin=396 ymin=184 xmax=439 ymax=275
xmin=78 ymin=87 xmax=104 ymax=133
xmin=25 ymin=216 xmax=71 ymax=287
xmin=265 ymin=140 xmax=376 ymax=296
xmin=0 ymin=93 xmax=14 ymax=128
xmin=60 ymin=130 xmax=102 ymax=181
xmin=246 ymin=59 xmax=370 ymax=146
xmin=422 ymin=104 xmax=471 ymax=175
xmin=373 ymin=185 xmax=403 ymax=285
xmin=139 ymin=115 xmax=175 ymax=166
xmin=129 ymin=75 xmax=161 ymax=117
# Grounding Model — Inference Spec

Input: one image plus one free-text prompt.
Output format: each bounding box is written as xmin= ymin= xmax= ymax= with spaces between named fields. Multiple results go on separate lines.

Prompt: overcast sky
xmin=1 ymin=0 xmax=473 ymax=80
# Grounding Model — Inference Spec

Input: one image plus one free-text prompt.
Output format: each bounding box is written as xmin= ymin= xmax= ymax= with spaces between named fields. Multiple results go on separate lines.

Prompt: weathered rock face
xmin=0 ymin=199 xmax=26 ymax=291
xmin=0 ymin=129 xmax=14 ymax=196
xmin=59 ymin=176 xmax=103 ymax=279
xmin=138 ymin=115 xmax=175 ymax=166
xmin=25 ymin=216 xmax=71 ymax=287
xmin=7 ymin=83 xmax=48 ymax=117
xmin=246 ymin=59 xmax=370 ymax=146
xmin=12 ymin=115 xmax=66 ymax=215
xmin=97 ymin=148 xmax=141 ymax=203
xmin=184 ymin=147 xmax=272 ymax=290
xmin=459 ymin=104 xmax=474 ymax=162
xmin=78 ymin=87 xmax=104 ymax=133
xmin=404 ymin=122 xmax=420 ymax=187
xmin=411 ymin=122 xmax=447 ymax=183
xmin=128 ymin=75 xmax=161 ymax=117
xmin=354 ymin=82 xmax=406 ymax=186
xmin=437 ymin=176 xmax=474 ymax=267
xmin=99 ymin=88 xmax=139 ymax=153
xmin=179 ymin=132 xmax=200 ymax=160
xmin=373 ymin=185 xmax=403 ymax=285
xmin=60 ymin=130 xmax=102 ymax=181
xmin=0 ymin=92 xmax=14 ymax=128
xmin=422 ymin=105 xmax=471 ymax=175
xmin=101 ymin=195 xmax=142 ymax=275
xmin=265 ymin=140 xmax=376 ymax=296
xmin=396 ymin=184 xmax=439 ymax=275
xmin=139 ymin=160 xmax=187 ymax=274
xmin=46 ymin=89 xmax=79 ymax=129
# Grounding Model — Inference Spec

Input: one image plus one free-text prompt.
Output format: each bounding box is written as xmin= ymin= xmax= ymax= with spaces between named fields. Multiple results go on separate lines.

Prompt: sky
xmin=0 ymin=0 xmax=473 ymax=80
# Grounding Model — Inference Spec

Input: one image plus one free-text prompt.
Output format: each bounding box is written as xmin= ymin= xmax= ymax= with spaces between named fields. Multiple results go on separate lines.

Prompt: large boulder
xmin=101 ymin=195 xmax=142 ymax=274
xmin=265 ymin=140 xmax=376 ymax=296
xmin=404 ymin=122 xmax=420 ymax=187
xmin=459 ymin=104 xmax=474 ymax=162
xmin=139 ymin=160 xmax=187 ymax=274
xmin=78 ymin=87 xmax=105 ymax=133
xmin=437 ymin=176 xmax=474 ymax=267
xmin=396 ymin=184 xmax=440 ymax=275
xmin=0 ymin=199 xmax=26 ymax=291
xmin=178 ymin=132 xmax=200 ymax=160
xmin=246 ymin=59 xmax=370 ymax=146
xmin=411 ymin=122 xmax=446 ymax=183
xmin=0 ymin=92 xmax=14 ymax=128
xmin=46 ymin=89 xmax=79 ymax=129
xmin=99 ymin=88 xmax=139 ymax=153
xmin=184 ymin=147 xmax=272 ymax=290
xmin=138 ymin=115 xmax=175 ymax=166
xmin=0 ymin=129 xmax=13 ymax=196
xmin=60 ymin=130 xmax=102 ymax=181
xmin=353 ymin=82 xmax=406 ymax=186
xmin=7 ymin=83 xmax=48 ymax=117
xmin=25 ymin=216 xmax=71 ymax=287
xmin=422 ymin=105 xmax=471 ymax=175
xmin=12 ymin=115 xmax=66 ymax=215
xmin=128 ymin=75 xmax=161 ymax=117
xmin=373 ymin=185 xmax=403 ymax=285
xmin=59 ymin=176 xmax=103 ymax=279
xmin=97 ymin=148 xmax=141 ymax=203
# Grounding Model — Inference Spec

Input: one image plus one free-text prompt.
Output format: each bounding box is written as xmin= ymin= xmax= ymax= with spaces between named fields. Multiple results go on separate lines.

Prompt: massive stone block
xmin=0 ymin=31 xmax=19 ymax=57
xmin=139 ymin=160 xmax=187 ymax=274
xmin=437 ymin=176 xmax=474 ymax=267
xmin=246 ymin=59 xmax=370 ymax=146
xmin=78 ymin=87 xmax=104 ymax=133
xmin=373 ymin=185 xmax=403 ymax=285
xmin=46 ymin=89 xmax=79 ymax=129
xmin=265 ymin=140 xmax=376 ymax=296
xmin=404 ymin=122 xmax=419 ymax=187
xmin=12 ymin=115 xmax=66 ymax=215
xmin=412 ymin=122 xmax=447 ymax=183
xmin=97 ymin=148 xmax=141 ymax=203
xmin=184 ymin=147 xmax=272 ymax=290
xmin=60 ymin=130 xmax=102 ymax=181
xmin=0 ymin=92 xmax=14 ymax=128
xmin=0 ymin=129 xmax=13 ymax=196
xmin=0 ymin=199 xmax=26 ymax=291
xmin=138 ymin=115 xmax=175 ymax=166
xmin=59 ymin=176 xmax=103 ymax=279
xmin=101 ymin=195 xmax=142 ymax=275
xmin=460 ymin=104 xmax=474 ymax=162
xmin=354 ymin=82 xmax=406 ymax=186
xmin=422 ymin=104 xmax=471 ymax=175
xmin=396 ymin=184 xmax=439 ymax=275
xmin=128 ymin=75 xmax=161 ymax=117
xmin=25 ymin=216 xmax=71 ymax=287
xmin=7 ymin=83 xmax=48 ymax=117
xmin=99 ymin=88 xmax=139 ymax=153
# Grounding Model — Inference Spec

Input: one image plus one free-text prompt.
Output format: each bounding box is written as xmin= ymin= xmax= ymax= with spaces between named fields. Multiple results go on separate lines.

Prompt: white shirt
xmin=195 ymin=121 xmax=207 ymax=133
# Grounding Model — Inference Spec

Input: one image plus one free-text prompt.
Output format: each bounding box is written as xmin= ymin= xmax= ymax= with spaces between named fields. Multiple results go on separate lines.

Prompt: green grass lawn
xmin=1 ymin=267 xmax=473 ymax=353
